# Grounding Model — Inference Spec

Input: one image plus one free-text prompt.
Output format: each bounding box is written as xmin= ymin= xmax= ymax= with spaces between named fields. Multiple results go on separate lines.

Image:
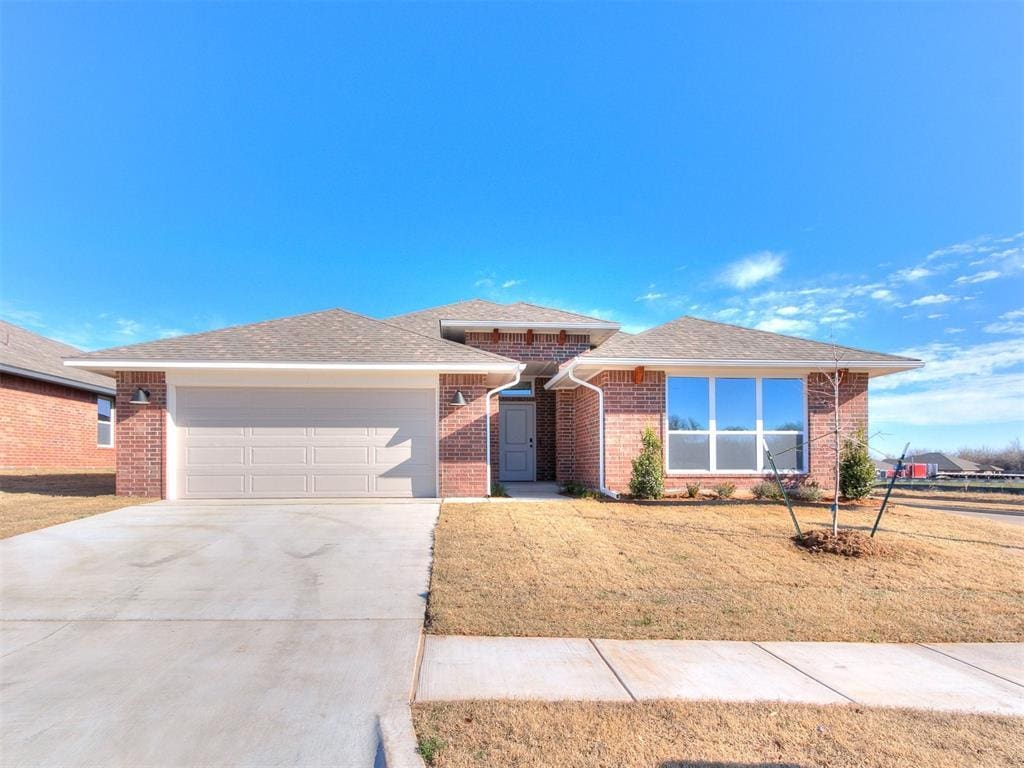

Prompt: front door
xmin=499 ymin=402 xmax=536 ymax=482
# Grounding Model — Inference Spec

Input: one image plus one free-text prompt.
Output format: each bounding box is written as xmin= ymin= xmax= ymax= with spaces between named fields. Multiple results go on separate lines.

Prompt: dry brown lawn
xmin=412 ymin=700 xmax=1024 ymax=768
xmin=426 ymin=498 xmax=1024 ymax=641
xmin=0 ymin=470 xmax=154 ymax=538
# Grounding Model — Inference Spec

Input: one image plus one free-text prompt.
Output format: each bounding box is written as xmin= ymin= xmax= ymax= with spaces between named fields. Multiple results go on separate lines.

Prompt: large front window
xmin=666 ymin=377 xmax=805 ymax=473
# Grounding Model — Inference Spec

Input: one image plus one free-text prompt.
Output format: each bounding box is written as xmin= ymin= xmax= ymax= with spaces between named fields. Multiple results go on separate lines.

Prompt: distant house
xmin=0 ymin=321 xmax=116 ymax=470
xmin=884 ymin=452 xmax=1003 ymax=476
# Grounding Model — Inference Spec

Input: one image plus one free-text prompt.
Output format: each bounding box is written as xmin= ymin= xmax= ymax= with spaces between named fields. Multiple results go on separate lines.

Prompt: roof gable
xmin=66 ymin=309 xmax=518 ymax=368
xmin=388 ymin=299 xmax=617 ymax=338
xmin=579 ymin=316 xmax=920 ymax=364
xmin=0 ymin=321 xmax=115 ymax=393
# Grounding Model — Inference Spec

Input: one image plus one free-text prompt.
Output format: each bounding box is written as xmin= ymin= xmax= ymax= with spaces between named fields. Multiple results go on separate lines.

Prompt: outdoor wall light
xmin=129 ymin=387 xmax=151 ymax=405
xmin=450 ymin=390 xmax=467 ymax=406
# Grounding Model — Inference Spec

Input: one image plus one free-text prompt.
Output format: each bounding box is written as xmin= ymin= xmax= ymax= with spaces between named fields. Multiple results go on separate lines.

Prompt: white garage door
xmin=176 ymin=387 xmax=436 ymax=498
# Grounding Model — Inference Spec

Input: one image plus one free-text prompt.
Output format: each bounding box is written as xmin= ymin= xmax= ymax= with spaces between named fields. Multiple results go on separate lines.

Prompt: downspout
xmin=566 ymin=366 xmax=618 ymax=499
xmin=485 ymin=364 xmax=526 ymax=495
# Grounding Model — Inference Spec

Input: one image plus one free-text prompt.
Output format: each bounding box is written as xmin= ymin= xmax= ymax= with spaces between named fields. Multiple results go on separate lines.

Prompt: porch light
xmin=129 ymin=387 xmax=151 ymax=405
xmin=450 ymin=390 xmax=467 ymax=406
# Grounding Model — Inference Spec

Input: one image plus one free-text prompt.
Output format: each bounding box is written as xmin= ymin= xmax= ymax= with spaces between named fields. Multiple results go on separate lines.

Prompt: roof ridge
xmin=387 ymin=298 xmax=504 ymax=321
xmin=507 ymin=301 xmax=614 ymax=324
xmin=373 ymin=315 xmax=520 ymax=365
xmin=679 ymin=315 xmax=920 ymax=362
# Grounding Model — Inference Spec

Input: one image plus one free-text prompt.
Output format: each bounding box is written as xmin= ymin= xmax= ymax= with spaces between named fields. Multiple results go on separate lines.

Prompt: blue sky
xmin=2 ymin=2 xmax=1022 ymax=456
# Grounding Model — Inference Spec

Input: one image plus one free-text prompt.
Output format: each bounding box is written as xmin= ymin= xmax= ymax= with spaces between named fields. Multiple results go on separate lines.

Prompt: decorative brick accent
xmin=115 ymin=372 xmax=166 ymax=497
xmin=439 ymin=374 xmax=489 ymax=497
xmin=600 ymin=369 xmax=666 ymax=493
xmin=0 ymin=373 xmax=115 ymax=469
xmin=807 ymin=370 xmax=868 ymax=491
xmin=465 ymin=332 xmax=591 ymax=364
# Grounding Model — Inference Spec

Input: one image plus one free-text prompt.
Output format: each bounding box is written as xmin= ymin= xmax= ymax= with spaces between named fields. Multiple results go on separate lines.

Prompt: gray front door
xmin=499 ymin=402 xmax=536 ymax=482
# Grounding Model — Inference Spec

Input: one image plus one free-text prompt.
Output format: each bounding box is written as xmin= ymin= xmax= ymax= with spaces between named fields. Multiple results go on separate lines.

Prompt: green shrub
xmin=790 ymin=482 xmax=823 ymax=502
xmin=561 ymin=481 xmax=601 ymax=499
xmin=489 ymin=482 xmax=509 ymax=498
xmin=711 ymin=482 xmax=736 ymax=499
xmin=417 ymin=735 xmax=444 ymax=765
xmin=685 ymin=481 xmax=702 ymax=498
xmin=629 ymin=427 xmax=665 ymax=499
xmin=840 ymin=431 xmax=875 ymax=500
xmin=751 ymin=480 xmax=783 ymax=500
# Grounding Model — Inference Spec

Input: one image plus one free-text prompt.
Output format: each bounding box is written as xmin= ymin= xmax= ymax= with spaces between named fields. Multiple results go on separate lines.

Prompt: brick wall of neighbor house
xmin=807 ymin=370 xmax=868 ymax=489
xmin=555 ymin=389 xmax=575 ymax=484
xmin=601 ymin=369 xmax=666 ymax=493
xmin=115 ymin=371 xmax=166 ymax=497
xmin=464 ymin=331 xmax=591 ymax=364
xmin=439 ymin=374 xmax=489 ymax=497
xmin=0 ymin=373 xmax=115 ymax=469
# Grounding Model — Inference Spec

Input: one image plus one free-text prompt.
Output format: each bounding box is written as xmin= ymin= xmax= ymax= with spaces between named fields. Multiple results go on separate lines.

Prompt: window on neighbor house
xmin=97 ymin=396 xmax=114 ymax=447
xmin=666 ymin=377 xmax=805 ymax=472
xmin=500 ymin=378 xmax=534 ymax=397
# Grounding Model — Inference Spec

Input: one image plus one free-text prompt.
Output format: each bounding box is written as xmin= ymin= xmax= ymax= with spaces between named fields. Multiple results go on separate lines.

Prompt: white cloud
xmin=635 ymin=292 xmax=667 ymax=302
xmin=872 ymin=373 xmax=1024 ymax=425
xmin=721 ymin=251 xmax=784 ymax=289
xmin=953 ymin=270 xmax=1000 ymax=285
xmin=944 ymin=327 xmax=965 ymax=334
xmin=473 ymin=277 xmax=494 ymax=288
xmin=754 ymin=317 xmax=814 ymax=335
xmin=870 ymin=289 xmax=895 ymax=301
xmin=926 ymin=313 xmax=945 ymax=320
xmin=897 ymin=266 xmax=932 ymax=281
xmin=116 ymin=318 xmax=142 ymax=337
xmin=871 ymin=338 xmax=1024 ymax=391
xmin=776 ymin=305 xmax=801 ymax=316
xmin=910 ymin=293 xmax=954 ymax=306
xmin=501 ymin=279 xmax=523 ymax=289
xmin=157 ymin=328 xmax=184 ymax=339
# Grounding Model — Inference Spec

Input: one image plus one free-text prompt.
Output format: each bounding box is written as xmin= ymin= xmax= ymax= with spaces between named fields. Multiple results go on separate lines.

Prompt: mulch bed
xmin=794 ymin=528 xmax=891 ymax=557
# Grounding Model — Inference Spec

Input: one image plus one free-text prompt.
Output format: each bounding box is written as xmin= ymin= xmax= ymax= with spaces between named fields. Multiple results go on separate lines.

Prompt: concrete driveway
xmin=0 ymin=499 xmax=439 ymax=767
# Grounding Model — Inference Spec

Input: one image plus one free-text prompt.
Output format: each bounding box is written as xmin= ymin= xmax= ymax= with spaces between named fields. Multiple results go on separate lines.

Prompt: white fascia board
xmin=440 ymin=319 xmax=620 ymax=331
xmin=1 ymin=364 xmax=116 ymax=396
xmin=545 ymin=358 xmax=924 ymax=389
xmin=64 ymin=360 xmax=520 ymax=374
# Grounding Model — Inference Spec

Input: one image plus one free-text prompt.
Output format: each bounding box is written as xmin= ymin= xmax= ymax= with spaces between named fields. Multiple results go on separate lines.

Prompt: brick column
xmin=807 ymin=370 xmax=868 ymax=491
xmin=115 ymin=371 xmax=167 ymax=498
xmin=601 ymin=369 xmax=666 ymax=493
xmin=439 ymin=374 xmax=489 ymax=497
xmin=555 ymin=388 xmax=575 ymax=484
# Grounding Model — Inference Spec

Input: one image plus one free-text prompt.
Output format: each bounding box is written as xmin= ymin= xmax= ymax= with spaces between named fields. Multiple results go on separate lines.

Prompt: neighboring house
xmin=1 ymin=321 xmax=117 ymax=470
xmin=63 ymin=300 xmax=921 ymax=499
xmin=890 ymin=452 xmax=1002 ymax=476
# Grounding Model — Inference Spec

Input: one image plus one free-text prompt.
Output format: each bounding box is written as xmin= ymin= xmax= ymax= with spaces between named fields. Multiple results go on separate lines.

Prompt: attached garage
xmin=175 ymin=387 xmax=437 ymax=498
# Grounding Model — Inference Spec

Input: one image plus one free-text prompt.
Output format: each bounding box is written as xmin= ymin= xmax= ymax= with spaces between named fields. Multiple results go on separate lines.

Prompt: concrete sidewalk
xmin=416 ymin=636 xmax=1024 ymax=716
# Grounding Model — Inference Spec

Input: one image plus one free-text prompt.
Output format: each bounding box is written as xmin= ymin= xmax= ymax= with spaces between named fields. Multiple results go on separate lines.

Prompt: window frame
xmin=664 ymin=376 xmax=807 ymax=475
xmin=97 ymin=395 xmax=114 ymax=448
xmin=499 ymin=376 xmax=535 ymax=398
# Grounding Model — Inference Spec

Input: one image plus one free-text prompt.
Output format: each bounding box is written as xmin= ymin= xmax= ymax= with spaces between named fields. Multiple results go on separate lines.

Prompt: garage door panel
xmin=177 ymin=387 xmax=436 ymax=498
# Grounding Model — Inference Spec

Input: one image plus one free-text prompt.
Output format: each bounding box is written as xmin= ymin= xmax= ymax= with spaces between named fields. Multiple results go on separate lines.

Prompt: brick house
xmin=1 ymin=321 xmax=117 ymax=470
xmin=62 ymin=300 xmax=920 ymax=499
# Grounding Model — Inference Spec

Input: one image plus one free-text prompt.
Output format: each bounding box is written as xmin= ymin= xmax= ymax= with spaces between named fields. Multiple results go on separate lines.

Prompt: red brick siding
xmin=115 ymin=372 xmax=166 ymax=498
xmin=465 ymin=331 xmax=591 ymax=364
xmin=0 ymin=373 xmax=115 ymax=469
xmin=439 ymin=374 xmax=489 ymax=497
xmin=601 ymin=370 xmax=666 ymax=493
xmin=555 ymin=389 xmax=575 ymax=483
xmin=807 ymin=370 xmax=868 ymax=491
xmin=573 ymin=383 xmax=601 ymax=490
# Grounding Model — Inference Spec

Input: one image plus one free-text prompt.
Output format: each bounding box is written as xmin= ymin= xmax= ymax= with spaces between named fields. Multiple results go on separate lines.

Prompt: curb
xmin=377 ymin=705 xmax=426 ymax=768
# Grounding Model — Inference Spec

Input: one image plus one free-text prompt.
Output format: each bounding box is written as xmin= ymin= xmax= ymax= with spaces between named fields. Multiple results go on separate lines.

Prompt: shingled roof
xmin=64 ymin=309 xmax=519 ymax=369
xmin=0 ymin=321 xmax=115 ymax=393
xmin=576 ymin=316 xmax=920 ymax=364
xmin=388 ymin=299 xmax=617 ymax=338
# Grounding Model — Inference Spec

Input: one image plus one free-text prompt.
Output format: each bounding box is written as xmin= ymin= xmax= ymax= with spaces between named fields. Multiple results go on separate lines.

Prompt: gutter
xmin=64 ymin=360 xmax=518 ymax=374
xmin=566 ymin=365 xmax=618 ymax=499
xmin=1 ymin=364 xmax=115 ymax=396
xmin=485 ymin=365 xmax=526 ymax=495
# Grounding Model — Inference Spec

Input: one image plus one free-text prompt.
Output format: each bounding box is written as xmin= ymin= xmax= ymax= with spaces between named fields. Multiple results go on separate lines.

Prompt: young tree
xmin=630 ymin=426 xmax=665 ymax=499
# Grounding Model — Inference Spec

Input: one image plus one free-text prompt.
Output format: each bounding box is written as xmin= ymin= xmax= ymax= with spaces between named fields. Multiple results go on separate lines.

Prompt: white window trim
xmin=499 ymin=376 xmax=535 ymax=398
xmin=97 ymin=395 xmax=114 ymax=448
xmin=664 ymin=376 xmax=807 ymax=475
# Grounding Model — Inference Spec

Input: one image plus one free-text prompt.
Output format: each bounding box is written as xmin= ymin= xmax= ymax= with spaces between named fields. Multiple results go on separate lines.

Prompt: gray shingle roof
xmin=0 ymin=321 xmax=115 ymax=392
xmin=67 ymin=309 xmax=518 ymax=367
xmin=388 ymin=299 xmax=616 ymax=338
xmin=579 ymin=316 xmax=920 ymax=364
